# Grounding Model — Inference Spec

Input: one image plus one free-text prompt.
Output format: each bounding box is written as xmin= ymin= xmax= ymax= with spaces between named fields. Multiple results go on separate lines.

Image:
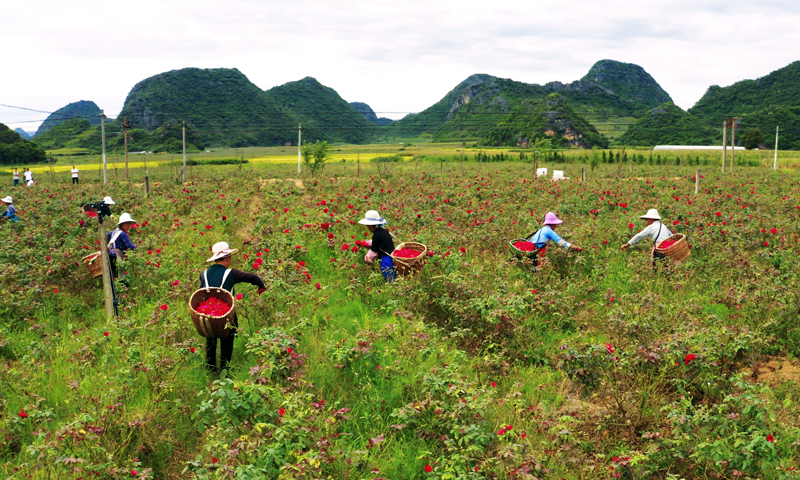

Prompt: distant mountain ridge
xmin=388 ymin=60 xmax=672 ymax=140
xmin=481 ymin=94 xmax=608 ymax=148
xmin=119 ymin=68 xmax=297 ymax=147
xmin=263 ymin=77 xmax=376 ymax=144
xmin=620 ymin=102 xmax=717 ymax=147
xmin=14 ymin=128 xmax=31 ymax=140
xmin=350 ymin=102 xmax=393 ymax=126
xmin=689 ymin=61 xmax=800 ymax=122
xmin=0 ymin=123 xmax=46 ymax=165
xmin=35 ymin=100 xmax=102 ymax=137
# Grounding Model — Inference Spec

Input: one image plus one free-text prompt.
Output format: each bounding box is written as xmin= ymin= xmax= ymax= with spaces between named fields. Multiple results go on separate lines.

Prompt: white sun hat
xmin=640 ymin=208 xmax=661 ymax=220
xmin=103 ymin=196 xmax=116 ymax=205
xmin=206 ymin=241 xmax=240 ymax=262
xmin=117 ymin=212 xmax=136 ymax=225
xmin=1 ymin=196 xmax=12 ymax=203
xmin=358 ymin=210 xmax=387 ymax=226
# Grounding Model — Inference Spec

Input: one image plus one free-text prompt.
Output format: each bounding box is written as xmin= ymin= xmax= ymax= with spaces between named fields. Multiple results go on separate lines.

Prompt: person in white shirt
xmin=71 ymin=166 xmax=79 ymax=184
xmin=23 ymin=169 xmax=33 ymax=186
xmin=13 ymin=169 xmax=19 ymax=187
xmin=621 ymin=209 xmax=673 ymax=268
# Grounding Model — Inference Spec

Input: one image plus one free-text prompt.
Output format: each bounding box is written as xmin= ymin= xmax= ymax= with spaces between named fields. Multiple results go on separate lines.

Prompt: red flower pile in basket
xmin=196 ymin=297 xmax=231 ymax=316
xmin=394 ymin=248 xmax=423 ymax=258
xmin=659 ymin=240 xmax=677 ymax=249
xmin=513 ymin=241 xmax=536 ymax=252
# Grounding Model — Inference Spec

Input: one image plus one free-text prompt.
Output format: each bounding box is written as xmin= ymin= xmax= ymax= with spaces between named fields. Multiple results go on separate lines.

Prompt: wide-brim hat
xmin=206 ymin=241 xmax=239 ymax=262
xmin=117 ymin=212 xmax=136 ymax=225
xmin=1 ymin=196 xmax=11 ymax=203
xmin=543 ymin=212 xmax=563 ymax=225
xmin=103 ymin=196 xmax=116 ymax=205
xmin=640 ymin=209 xmax=661 ymax=220
xmin=358 ymin=210 xmax=387 ymax=226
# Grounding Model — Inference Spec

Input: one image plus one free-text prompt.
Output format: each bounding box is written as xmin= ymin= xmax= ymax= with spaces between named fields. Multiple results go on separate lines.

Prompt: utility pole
xmin=773 ymin=126 xmax=780 ymax=171
xmin=730 ymin=119 xmax=736 ymax=173
xmin=123 ymin=117 xmax=130 ymax=182
xmin=297 ymin=124 xmax=302 ymax=175
xmin=101 ymin=111 xmax=108 ymax=185
xmin=181 ymin=121 xmax=187 ymax=183
xmin=99 ymin=221 xmax=115 ymax=317
xmin=721 ymin=121 xmax=727 ymax=174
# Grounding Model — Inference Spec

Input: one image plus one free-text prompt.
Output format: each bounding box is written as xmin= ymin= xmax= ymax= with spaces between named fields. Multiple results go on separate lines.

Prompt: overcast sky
xmin=2 ymin=0 xmax=799 ymax=132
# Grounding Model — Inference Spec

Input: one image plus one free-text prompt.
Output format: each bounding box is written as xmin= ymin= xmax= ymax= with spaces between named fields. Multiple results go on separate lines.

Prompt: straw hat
xmin=117 ymin=212 xmax=136 ymax=225
xmin=640 ymin=209 xmax=661 ymax=220
xmin=543 ymin=212 xmax=563 ymax=225
xmin=103 ymin=196 xmax=116 ymax=205
xmin=207 ymin=241 xmax=239 ymax=262
xmin=1 ymin=196 xmax=12 ymax=203
xmin=358 ymin=210 xmax=387 ymax=226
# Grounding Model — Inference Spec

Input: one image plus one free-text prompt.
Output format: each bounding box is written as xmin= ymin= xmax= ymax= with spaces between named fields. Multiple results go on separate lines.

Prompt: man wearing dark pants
xmin=200 ymin=241 xmax=266 ymax=372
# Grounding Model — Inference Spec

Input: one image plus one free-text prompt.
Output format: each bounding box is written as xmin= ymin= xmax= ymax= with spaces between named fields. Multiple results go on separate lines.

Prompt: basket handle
xmin=220 ymin=268 xmax=232 ymax=293
xmin=203 ymin=270 xmax=210 ymax=293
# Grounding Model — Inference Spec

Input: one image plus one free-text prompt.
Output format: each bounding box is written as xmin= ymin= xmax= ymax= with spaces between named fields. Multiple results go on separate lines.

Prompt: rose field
xmin=1 ymin=155 xmax=800 ymax=479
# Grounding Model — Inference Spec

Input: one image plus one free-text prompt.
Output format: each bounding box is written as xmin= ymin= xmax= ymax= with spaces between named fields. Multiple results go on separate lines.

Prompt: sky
xmin=2 ymin=0 xmax=799 ymax=133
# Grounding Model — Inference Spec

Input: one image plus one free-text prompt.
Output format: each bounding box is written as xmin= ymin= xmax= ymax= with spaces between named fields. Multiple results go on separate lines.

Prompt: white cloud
xmin=2 ymin=0 xmax=799 ymax=130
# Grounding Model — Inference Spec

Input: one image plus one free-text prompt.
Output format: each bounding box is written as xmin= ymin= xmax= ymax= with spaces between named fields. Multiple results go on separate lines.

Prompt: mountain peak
xmin=35 ymin=100 xmax=102 ymax=137
xmin=580 ymin=60 xmax=672 ymax=105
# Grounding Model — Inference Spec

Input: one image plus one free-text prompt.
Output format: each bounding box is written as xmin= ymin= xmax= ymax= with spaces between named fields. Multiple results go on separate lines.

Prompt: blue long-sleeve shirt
xmin=107 ymin=229 xmax=136 ymax=258
xmin=528 ymin=225 xmax=571 ymax=250
xmin=1 ymin=204 xmax=18 ymax=221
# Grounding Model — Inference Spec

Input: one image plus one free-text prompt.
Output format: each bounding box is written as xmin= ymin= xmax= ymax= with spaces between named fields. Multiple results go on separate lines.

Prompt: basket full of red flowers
xmin=509 ymin=238 xmax=538 ymax=258
xmin=188 ymin=287 xmax=236 ymax=338
xmin=390 ymin=242 xmax=428 ymax=277
xmin=656 ymin=234 xmax=690 ymax=262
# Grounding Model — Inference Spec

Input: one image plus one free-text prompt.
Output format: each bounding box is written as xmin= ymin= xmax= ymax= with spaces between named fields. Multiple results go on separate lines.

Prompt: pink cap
xmin=543 ymin=212 xmax=563 ymax=225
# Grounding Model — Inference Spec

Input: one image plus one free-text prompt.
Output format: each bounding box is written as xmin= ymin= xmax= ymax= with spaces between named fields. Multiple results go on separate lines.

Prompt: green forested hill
xmin=689 ymin=61 xmax=800 ymax=122
xmin=619 ymin=102 xmax=717 ymax=146
xmin=118 ymin=68 xmax=297 ymax=147
xmin=0 ymin=123 xmax=46 ymax=165
xmin=34 ymin=100 xmax=102 ymax=137
xmin=264 ymin=77 xmax=376 ymax=144
xmin=579 ymin=59 xmax=672 ymax=108
xmin=389 ymin=60 xmax=672 ymax=141
xmin=32 ymin=117 xmax=205 ymax=154
xmin=481 ymin=94 xmax=608 ymax=148
xmin=738 ymin=105 xmax=800 ymax=150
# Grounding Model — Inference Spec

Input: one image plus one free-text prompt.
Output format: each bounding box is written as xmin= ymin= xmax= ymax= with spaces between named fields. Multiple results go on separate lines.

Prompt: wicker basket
xmin=82 ymin=252 xmax=103 ymax=278
xmin=390 ymin=242 xmax=427 ymax=277
xmin=188 ymin=288 xmax=236 ymax=338
xmin=656 ymin=234 xmax=690 ymax=262
xmin=509 ymin=238 xmax=538 ymax=258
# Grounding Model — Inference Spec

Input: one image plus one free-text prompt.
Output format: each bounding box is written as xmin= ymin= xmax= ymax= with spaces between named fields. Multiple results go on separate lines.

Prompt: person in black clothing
xmin=358 ymin=210 xmax=396 ymax=281
xmin=200 ymin=241 xmax=266 ymax=372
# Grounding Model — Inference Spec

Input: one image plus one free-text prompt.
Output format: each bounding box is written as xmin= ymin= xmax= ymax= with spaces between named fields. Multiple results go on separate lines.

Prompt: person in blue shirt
xmin=0 ymin=196 xmax=18 ymax=222
xmin=106 ymin=212 xmax=137 ymax=279
xmin=527 ymin=212 xmax=583 ymax=270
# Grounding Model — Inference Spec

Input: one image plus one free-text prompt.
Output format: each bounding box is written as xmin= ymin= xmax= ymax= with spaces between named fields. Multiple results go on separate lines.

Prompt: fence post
xmin=695 ymin=168 xmax=700 ymax=195
xmin=582 ymin=167 xmax=586 ymax=182
xmin=145 ymin=171 xmax=150 ymax=197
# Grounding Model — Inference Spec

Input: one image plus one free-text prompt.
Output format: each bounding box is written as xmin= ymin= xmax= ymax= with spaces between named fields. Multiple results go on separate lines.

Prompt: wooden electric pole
xmin=181 ymin=121 xmax=187 ymax=183
xmin=730 ymin=119 xmax=736 ymax=173
xmin=101 ymin=111 xmax=108 ymax=185
xmin=721 ymin=121 xmax=727 ymax=174
xmin=773 ymin=126 xmax=780 ymax=171
xmin=297 ymin=124 xmax=302 ymax=175
xmin=123 ymin=117 xmax=131 ymax=182
xmin=99 ymin=222 xmax=115 ymax=317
